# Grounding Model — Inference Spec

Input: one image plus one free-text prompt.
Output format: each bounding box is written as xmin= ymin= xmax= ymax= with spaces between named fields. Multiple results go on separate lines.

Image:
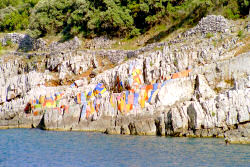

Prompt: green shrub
xmin=213 ymin=40 xmax=217 ymax=47
xmin=0 ymin=0 xmax=38 ymax=32
xmin=206 ymin=32 xmax=214 ymax=38
xmin=0 ymin=0 xmax=249 ymax=38
xmin=237 ymin=30 xmax=244 ymax=38
xmin=129 ymin=28 xmax=141 ymax=38
xmin=212 ymin=112 xmax=216 ymax=117
xmin=150 ymin=61 xmax=153 ymax=67
xmin=225 ymin=8 xmax=240 ymax=19
xmin=5 ymin=39 xmax=12 ymax=46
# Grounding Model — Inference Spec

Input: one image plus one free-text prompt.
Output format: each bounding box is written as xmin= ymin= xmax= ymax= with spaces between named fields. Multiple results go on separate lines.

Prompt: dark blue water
xmin=0 ymin=129 xmax=249 ymax=167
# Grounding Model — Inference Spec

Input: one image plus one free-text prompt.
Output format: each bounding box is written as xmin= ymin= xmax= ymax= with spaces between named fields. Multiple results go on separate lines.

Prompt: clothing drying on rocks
xmin=24 ymin=69 xmax=191 ymax=119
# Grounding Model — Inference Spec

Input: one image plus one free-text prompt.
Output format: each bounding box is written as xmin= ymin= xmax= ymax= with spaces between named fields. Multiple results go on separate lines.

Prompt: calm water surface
xmin=0 ymin=129 xmax=249 ymax=167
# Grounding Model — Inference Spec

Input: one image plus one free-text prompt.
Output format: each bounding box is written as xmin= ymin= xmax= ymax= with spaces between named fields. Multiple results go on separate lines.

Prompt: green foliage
xmin=5 ymin=39 xmax=12 ymax=46
xmin=237 ymin=30 xmax=244 ymax=38
xmin=129 ymin=28 xmax=141 ymax=38
xmin=0 ymin=0 xmax=39 ymax=9
xmin=0 ymin=0 xmax=39 ymax=32
xmin=206 ymin=32 xmax=214 ymax=38
xmin=213 ymin=40 xmax=217 ymax=47
xmin=225 ymin=8 xmax=240 ymax=19
xmin=0 ymin=9 xmax=29 ymax=31
xmin=0 ymin=0 xmax=249 ymax=38
xmin=29 ymin=0 xmax=73 ymax=37
xmin=212 ymin=111 xmax=216 ymax=117
xmin=216 ymin=0 xmax=249 ymax=19
xmin=150 ymin=61 xmax=153 ymax=67
xmin=237 ymin=0 xmax=249 ymax=16
xmin=124 ymin=56 xmax=128 ymax=61
xmin=29 ymin=0 xmax=135 ymax=38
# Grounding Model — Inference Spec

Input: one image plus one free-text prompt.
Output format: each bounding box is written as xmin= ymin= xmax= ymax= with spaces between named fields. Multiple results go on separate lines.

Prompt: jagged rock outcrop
xmin=46 ymin=50 xmax=98 ymax=79
xmin=0 ymin=71 xmax=47 ymax=103
xmin=0 ymin=33 xmax=82 ymax=52
xmin=84 ymin=36 xmax=116 ymax=49
xmin=183 ymin=15 xmax=231 ymax=37
xmin=0 ymin=33 xmax=46 ymax=51
xmin=49 ymin=37 xmax=82 ymax=52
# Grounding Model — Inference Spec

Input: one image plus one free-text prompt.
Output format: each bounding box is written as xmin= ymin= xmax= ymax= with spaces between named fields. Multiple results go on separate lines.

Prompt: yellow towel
xmin=90 ymin=101 xmax=95 ymax=114
xmin=39 ymin=96 xmax=45 ymax=104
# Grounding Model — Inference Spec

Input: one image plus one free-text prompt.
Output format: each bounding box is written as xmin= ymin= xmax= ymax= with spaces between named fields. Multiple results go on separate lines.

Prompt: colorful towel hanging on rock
xmin=81 ymin=103 xmax=87 ymax=118
xmin=172 ymin=69 xmax=192 ymax=79
xmin=94 ymin=83 xmax=107 ymax=96
xmin=134 ymin=92 xmax=139 ymax=106
xmin=128 ymin=94 xmax=134 ymax=105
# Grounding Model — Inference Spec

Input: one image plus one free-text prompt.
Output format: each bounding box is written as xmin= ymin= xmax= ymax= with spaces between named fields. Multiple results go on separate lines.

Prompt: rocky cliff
xmin=0 ymin=15 xmax=249 ymax=144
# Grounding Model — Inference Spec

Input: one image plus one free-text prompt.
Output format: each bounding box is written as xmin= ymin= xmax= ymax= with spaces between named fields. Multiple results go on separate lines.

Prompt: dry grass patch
xmin=235 ymin=35 xmax=250 ymax=56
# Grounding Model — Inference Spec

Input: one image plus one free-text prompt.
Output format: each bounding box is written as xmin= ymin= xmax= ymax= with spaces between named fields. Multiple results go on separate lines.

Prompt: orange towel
xmin=33 ymin=111 xmax=39 ymax=116
xmin=77 ymin=93 xmax=81 ymax=104
xmin=172 ymin=72 xmax=180 ymax=79
xmin=145 ymin=85 xmax=153 ymax=101
xmin=130 ymin=89 xmax=135 ymax=93
xmin=65 ymin=105 xmax=69 ymax=113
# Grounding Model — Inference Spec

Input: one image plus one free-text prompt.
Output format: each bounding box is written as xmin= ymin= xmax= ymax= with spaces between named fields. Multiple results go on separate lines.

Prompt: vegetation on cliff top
xmin=0 ymin=0 xmax=249 ymax=39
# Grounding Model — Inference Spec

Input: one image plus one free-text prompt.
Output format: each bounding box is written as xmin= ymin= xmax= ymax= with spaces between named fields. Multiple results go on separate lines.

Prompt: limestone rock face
xmin=0 ymin=71 xmax=46 ymax=103
xmin=187 ymin=102 xmax=205 ymax=130
xmin=0 ymin=15 xmax=249 ymax=144
xmin=43 ymin=105 xmax=81 ymax=130
xmin=194 ymin=74 xmax=216 ymax=100
xmin=165 ymin=107 xmax=189 ymax=136
xmin=46 ymin=51 xmax=97 ymax=78
xmin=157 ymin=78 xmax=194 ymax=106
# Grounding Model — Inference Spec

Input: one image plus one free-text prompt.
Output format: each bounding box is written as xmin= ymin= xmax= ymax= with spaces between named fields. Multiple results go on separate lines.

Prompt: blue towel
xmin=148 ymin=83 xmax=159 ymax=103
xmin=81 ymin=103 xmax=87 ymax=118
xmin=70 ymin=83 xmax=75 ymax=88
xmin=81 ymin=92 xmax=86 ymax=103
xmin=93 ymin=99 xmax=96 ymax=109
xmin=134 ymin=92 xmax=139 ymax=106
xmin=153 ymin=83 xmax=159 ymax=90
xmin=95 ymin=83 xmax=103 ymax=91
xmin=87 ymin=91 xmax=92 ymax=97
xmin=125 ymin=91 xmax=129 ymax=104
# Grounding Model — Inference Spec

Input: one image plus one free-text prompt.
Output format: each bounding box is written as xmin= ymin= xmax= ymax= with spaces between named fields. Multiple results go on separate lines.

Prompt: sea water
xmin=0 ymin=129 xmax=249 ymax=167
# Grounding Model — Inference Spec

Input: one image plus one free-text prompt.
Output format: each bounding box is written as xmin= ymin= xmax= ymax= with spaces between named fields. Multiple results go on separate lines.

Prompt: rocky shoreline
xmin=0 ymin=15 xmax=249 ymax=144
